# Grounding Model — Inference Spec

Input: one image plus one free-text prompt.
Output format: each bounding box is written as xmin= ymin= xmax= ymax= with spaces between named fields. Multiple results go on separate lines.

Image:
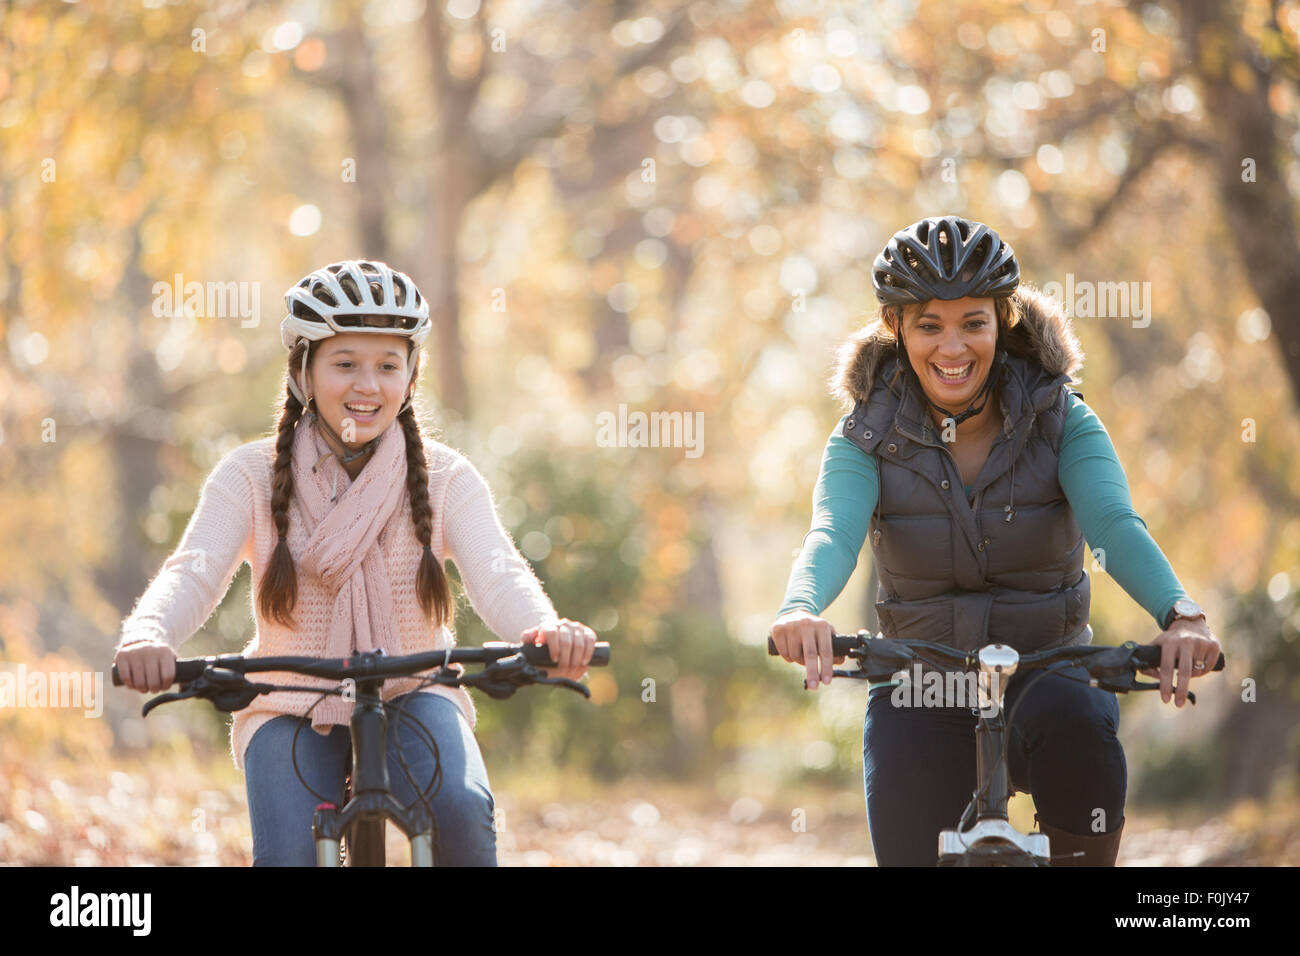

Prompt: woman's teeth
xmin=344 ymin=403 xmax=380 ymax=416
xmin=932 ymin=362 xmax=973 ymax=383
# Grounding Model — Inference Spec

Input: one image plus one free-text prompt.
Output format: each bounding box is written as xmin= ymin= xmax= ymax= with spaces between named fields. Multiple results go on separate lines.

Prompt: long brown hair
xmin=256 ymin=338 xmax=453 ymax=629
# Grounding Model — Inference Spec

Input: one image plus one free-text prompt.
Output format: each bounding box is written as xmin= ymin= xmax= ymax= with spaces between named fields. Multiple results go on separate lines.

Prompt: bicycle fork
xmin=311 ymin=677 xmax=437 ymax=867
xmin=937 ymin=645 xmax=1051 ymax=865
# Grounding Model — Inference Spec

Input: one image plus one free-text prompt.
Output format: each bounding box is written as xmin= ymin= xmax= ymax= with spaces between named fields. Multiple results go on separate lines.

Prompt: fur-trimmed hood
xmin=829 ymin=283 xmax=1085 ymax=411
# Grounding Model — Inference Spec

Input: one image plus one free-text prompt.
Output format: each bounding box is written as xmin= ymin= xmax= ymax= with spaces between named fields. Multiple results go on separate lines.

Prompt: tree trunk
xmin=95 ymin=228 xmax=168 ymax=616
xmin=1174 ymin=0 xmax=1300 ymax=404
xmin=335 ymin=17 xmax=391 ymax=262
xmin=426 ymin=175 xmax=470 ymax=418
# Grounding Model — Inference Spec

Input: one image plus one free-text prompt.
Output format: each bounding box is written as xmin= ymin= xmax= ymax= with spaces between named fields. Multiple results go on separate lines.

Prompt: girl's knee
xmin=252 ymin=845 xmax=317 ymax=867
xmin=436 ymin=779 xmax=495 ymax=828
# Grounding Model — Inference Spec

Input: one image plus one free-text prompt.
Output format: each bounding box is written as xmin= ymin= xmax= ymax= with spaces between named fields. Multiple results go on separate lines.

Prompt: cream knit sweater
xmin=114 ymin=424 xmax=558 ymax=771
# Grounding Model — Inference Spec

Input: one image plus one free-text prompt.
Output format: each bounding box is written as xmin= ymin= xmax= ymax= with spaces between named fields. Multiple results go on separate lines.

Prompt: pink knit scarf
xmin=291 ymin=414 xmax=409 ymax=732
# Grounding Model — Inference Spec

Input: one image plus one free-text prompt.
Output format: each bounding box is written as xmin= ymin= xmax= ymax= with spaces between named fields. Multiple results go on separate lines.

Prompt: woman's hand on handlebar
xmin=770 ymin=611 xmax=844 ymax=690
xmin=1140 ymin=618 xmax=1221 ymax=708
xmin=114 ymin=640 xmax=177 ymax=693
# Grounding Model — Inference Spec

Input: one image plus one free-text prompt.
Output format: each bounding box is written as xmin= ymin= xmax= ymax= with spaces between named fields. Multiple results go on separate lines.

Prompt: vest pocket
xmin=874 ymin=593 xmax=956 ymax=648
xmin=872 ymin=513 xmax=953 ymax=586
xmin=986 ymin=589 xmax=1071 ymax=652
xmin=980 ymin=499 xmax=1079 ymax=588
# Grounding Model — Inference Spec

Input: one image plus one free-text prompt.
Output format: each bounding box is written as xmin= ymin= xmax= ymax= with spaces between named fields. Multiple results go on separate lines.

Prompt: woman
xmin=113 ymin=259 xmax=597 ymax=866
xmin=770 ymin=217 xmax=1221 ymax=866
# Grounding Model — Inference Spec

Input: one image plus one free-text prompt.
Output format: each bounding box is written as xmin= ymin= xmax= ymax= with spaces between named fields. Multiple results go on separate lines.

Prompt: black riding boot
xmin=1035 ymin=813 xmax=1125 ymax=867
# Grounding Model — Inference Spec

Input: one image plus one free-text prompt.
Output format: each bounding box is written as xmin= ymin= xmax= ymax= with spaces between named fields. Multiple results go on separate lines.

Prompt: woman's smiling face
xmin=896 ymin=296 xmax=999 ymax=411
xmin=302 ymin=332 xmax=413 ymax=445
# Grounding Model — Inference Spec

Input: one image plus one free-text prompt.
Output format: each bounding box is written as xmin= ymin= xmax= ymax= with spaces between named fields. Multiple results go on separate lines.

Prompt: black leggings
xmin=862 ymin=664 xmax=1127 ymax=866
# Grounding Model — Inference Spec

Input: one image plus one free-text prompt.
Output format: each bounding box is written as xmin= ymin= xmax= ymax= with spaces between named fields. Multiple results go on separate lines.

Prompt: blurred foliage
xmin=1230 ymin=579 xmax=1300 ymax=689
xmin=1133 ymin=741 xmax=1224 ymax=806
xmin=452 ymin=442 xmax=810 ymax=781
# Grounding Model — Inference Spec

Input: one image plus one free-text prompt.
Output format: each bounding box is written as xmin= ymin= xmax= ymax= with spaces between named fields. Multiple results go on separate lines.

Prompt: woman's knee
xmin=1013 ymin=672 xmax=1119 ymax=743
xmin=1040 ymin=691 xmax=1119 ymax=747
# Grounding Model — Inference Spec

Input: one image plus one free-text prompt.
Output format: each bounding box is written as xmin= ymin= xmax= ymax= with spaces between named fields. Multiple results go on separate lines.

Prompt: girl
xmin=770 ymin=217 xmax=1221 ymax=866
xmin=114 ymin=259 xmax=597 ymax=865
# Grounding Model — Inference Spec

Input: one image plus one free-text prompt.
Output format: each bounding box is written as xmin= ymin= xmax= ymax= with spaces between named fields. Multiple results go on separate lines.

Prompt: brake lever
xmin=463 ymin=654 xmax=592 ymax=700
xmin=1091 ymin=675 xmax=1197 ymax=705
xmin=528 ymin=674 xmax=592 ymax=698
xmin=832 ymin=666 xmax=874 ymax=681
xmin=140 ymin=668 xmax=272 ymax=717
xmin=141 ymin=687 xmax=199 ymax=718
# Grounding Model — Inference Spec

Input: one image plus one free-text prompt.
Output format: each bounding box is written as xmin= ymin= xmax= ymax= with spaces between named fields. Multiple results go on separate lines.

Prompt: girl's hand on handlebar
xmin=523 ymin=618 xmax=597 ymax=682
xmin=114 ymin=640 xmax=177 ymax=693
xmin=770 ymin=611 xmax=844 ymax=690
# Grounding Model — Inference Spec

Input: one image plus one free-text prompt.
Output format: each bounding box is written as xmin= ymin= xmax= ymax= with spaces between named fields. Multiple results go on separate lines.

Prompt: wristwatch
xmin=1162 ymin=598 xmax=1206 ymax=631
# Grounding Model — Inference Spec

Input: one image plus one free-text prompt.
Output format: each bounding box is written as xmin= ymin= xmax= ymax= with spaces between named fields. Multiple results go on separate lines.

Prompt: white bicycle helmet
xmin=280 ymin=259 xmax=432 ymax=405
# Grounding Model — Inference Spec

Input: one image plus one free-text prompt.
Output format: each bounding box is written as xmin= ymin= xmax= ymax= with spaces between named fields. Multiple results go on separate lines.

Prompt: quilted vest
xmin=842 ymin=349 xmax=1092 ymax=654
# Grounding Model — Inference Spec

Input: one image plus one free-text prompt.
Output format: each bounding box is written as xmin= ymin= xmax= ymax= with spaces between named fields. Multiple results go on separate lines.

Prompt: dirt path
xmin=3 ymin=756 xmax=1293 ymax=865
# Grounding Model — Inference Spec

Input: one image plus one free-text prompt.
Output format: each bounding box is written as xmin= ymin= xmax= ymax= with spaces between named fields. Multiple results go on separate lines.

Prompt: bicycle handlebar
xmin=766 ymin=632 xmax=1224 ymax=679
xmin=112 ymin=641 xmax=610 ymax=688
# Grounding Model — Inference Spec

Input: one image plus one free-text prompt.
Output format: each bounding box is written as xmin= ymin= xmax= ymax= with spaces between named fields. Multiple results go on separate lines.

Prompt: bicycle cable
xmin=289 ymin=685 xmax=350 ymax=807
xmin=955 ymin=661 xmax=1067 ymax=835
xmin=309 ymin=671 xmax=470 ymax=863
xmin=285 ymin=682 xmax=445 ymax=865
xmin=382 ymin=688 xmax=447 ymax=862
xmin=956 ymin=659 xmax=1118 ymax=857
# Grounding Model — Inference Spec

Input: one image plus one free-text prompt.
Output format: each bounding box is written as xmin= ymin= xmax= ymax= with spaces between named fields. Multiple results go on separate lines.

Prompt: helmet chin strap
xmin=898 ymin=328 xmax=1005 ymax=427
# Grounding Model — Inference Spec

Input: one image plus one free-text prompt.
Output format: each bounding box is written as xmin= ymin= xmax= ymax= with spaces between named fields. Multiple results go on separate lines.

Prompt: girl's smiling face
xmin=301 ymin=332 xmax=414 ymax=445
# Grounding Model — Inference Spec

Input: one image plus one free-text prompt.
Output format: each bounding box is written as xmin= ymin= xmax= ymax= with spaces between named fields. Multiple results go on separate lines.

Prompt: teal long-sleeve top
xmin=777 ymin=393 xmax=1189 ymax=674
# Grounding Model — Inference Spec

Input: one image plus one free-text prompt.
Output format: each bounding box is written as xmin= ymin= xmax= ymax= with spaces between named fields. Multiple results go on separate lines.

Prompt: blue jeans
xmin=862 ymin=664 xmax=1126 ymax=866
xmin=244 ymin=691 xmax=497 ymax=866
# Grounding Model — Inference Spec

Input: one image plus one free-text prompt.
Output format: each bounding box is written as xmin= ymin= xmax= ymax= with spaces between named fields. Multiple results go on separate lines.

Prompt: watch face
xmin=1174 ymin=599 xmax=1203 ymax=618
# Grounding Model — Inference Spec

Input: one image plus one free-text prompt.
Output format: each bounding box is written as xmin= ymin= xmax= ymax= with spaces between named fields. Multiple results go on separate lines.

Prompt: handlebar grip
xmin=175 ymin=660 xmax=208 ymax=682
xmin=111 ymin=659 xmax=208 ymax=687
xmin=768 ymin=634 xmax=862 ymax=657
xmin=521 ymin=642 xmax=611 ymax=667
xmin=1132 ymin=645 xmax=1225 ymax=671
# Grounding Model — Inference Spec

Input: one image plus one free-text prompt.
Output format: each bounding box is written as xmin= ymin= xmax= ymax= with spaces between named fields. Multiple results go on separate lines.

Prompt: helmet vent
xmin=936 ymin=224 xmax=955 ymax=274
xmin=311 ymin=282 xmax=338 ymax=307
xmin=292 ymin=300 xmax=325 ymax=322
xmin=338 ymin=275 xmax=363 ymax=306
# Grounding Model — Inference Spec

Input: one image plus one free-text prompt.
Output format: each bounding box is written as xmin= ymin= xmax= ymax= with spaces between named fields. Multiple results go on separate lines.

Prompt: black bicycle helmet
xmin=872 ymin=215 xmax=1019 ymax=305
